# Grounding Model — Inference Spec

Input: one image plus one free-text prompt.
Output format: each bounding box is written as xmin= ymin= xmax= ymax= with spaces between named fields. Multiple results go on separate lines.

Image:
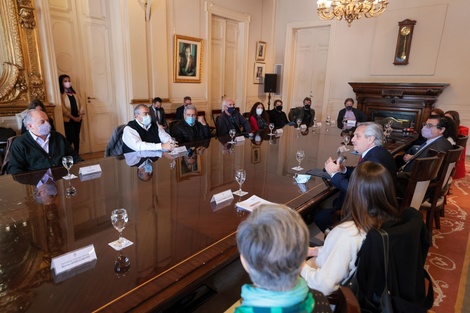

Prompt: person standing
xmin=175 ymin=96 xmax=192 ymax=120
xmin=149 ymin=97 xmax=168 ymax=129
xmin=59 ymin=74 xmax=85 ymax=153
xmin=268 ymin=99 xmax=289 ymax=128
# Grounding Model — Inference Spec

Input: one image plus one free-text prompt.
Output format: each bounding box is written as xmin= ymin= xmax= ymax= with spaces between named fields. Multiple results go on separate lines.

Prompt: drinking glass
xmin=65 ymin=180 xmax=76 ymax=198
xmin=229 ymin=129 xmax=236 ymax=144
xmin=233 ymin=169 xmax=247 ymax=196
xmin=342 ymin=116 xmax=348 ymax=129
xmin=62 ymin=156 xmax=74 ymax=179
xmin=294 ymin=150 xmax=305 ymax=171
xmin=111 ymin=208 xmax=129 ymax=248
xmin=326 ymin=116 xmax=331 ymax=125
xmin=114 ymin=251 xmax=131 ymax=278
xmin=342 ymin=135 xmax=350 ymax=151
xmin=268 ymin=123 xmax=275 ymax=136
xmin=296 ymin=118 xmax=302 ymax=129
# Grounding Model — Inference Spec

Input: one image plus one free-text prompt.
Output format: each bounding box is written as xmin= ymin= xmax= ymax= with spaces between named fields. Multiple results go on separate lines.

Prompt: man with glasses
xmin=216 ymin=98 xmax=250 ymax=137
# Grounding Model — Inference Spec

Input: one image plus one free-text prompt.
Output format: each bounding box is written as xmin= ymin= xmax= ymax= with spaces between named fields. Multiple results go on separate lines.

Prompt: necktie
xmin=358 ymin=156 xmax=363 ymax=163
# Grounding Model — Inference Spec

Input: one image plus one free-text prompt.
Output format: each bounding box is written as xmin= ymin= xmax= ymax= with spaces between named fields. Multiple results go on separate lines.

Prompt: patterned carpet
xmin=427 ymin=167 xmax=470 ymax=313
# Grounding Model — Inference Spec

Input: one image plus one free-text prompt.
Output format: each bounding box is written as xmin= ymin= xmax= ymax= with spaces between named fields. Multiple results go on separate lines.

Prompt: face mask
xmin=346 ymin=106 xmax=353 ymax=111
xmin=304 ymin=105 xmax=311 ymax=110
xmin=227 ymin=107 xmax=235 ymax=114
xmin=256 ymin=108 xmax=263 ymax=116
xmin=141 ymin=115 xmax=151 ymax=126
xmin=185 ymin=116 xmax=196 ymax=126
xmin=37 ymin=122 xmax=51 ymax=136
xmin=64 ymin=82 xmax=72 ymax=89
xmin=421 ymin=126 xmax=434 ymax=139
xmin=255 ymin=135 xmax=261 ymax=143
xmin=144 ymin=163 xmax=153 ymax=173
xmin=276 ymin=106 xmax=283 ymax=111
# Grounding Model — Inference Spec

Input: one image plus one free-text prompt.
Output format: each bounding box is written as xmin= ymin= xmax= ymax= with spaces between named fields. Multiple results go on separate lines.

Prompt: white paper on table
xmin=51 ymin=244 xmax=97 ymax=275
xmin=108 ymin=238 xmax=134 ymax=251
xmin=275 ymin=129 xmax=284 ymax=135
xmin=172 ymin=146 xmax=188 ymax=154
xmin=235 ymin=195 xmax=274 ymax=212
xmin=235 ymin=135 xmax=245 ymax=142
xmin=79 ymin=164 xmax=102 ymax=176
xmin=211 ymin=189 xmax=234 ymax=205
xmin=346 ymin=120 xmax=356 ymax=127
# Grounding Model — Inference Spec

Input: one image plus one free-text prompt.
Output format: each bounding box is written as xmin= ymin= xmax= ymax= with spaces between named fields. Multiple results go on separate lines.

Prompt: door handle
xmin=87 ymin=97 xmax=96 ymax=100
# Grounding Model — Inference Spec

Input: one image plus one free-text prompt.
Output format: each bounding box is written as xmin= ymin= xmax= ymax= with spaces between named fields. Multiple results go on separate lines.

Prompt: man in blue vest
xmin=122 ymin=104 xmax=174 ymax=153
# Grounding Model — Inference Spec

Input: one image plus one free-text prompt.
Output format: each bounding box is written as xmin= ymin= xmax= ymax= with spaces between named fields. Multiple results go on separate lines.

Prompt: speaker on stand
xmin=264 ymin=74 xmax=277 ymax=110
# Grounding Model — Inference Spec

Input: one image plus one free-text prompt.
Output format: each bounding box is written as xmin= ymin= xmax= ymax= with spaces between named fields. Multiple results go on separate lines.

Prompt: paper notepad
xmin=235 ymin=195 xmax=273 ymax=212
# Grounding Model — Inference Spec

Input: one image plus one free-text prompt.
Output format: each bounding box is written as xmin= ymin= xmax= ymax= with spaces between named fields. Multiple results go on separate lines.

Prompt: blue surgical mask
xmin=227 ymin=107 xmax=235 ymax=114
xmin=37 ymin=122 xmax=51 ymax=136
xmin=185 ymin=116 xmax=196 ymax=126
xmin=144 ymin=163 xmax=153 ymax=173
xmin=141 ymin=115 xmax=151 ymax=126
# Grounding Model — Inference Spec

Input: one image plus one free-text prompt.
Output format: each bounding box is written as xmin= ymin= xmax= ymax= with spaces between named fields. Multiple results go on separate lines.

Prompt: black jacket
xmin=171 ymin=120 xmax=210 ymax=144
xmin=336 ymin=108 xmax=367 ymax=129
xmin=268 ymin=109 xmax=289 ymax=128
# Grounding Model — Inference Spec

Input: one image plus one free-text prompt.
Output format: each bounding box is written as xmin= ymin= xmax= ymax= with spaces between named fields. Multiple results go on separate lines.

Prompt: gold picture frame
xmin=174 ymin=34 xmax=203 ymax=83
xmin=253 ymin=62 xmax=265 ymax=84
xmin=255 ymin=41 xmax=266 ymax=61
xmin=177 ymin=153 xmax=202 ymax=181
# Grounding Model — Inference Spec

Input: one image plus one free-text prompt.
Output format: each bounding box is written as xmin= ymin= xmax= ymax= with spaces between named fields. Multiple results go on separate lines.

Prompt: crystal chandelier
xmin=317 ymin=0 xmax=389 ymax=27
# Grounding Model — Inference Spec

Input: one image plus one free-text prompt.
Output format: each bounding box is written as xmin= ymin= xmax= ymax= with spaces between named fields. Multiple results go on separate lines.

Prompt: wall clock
xmin=394 ymin=19 xmax=417 ymax=65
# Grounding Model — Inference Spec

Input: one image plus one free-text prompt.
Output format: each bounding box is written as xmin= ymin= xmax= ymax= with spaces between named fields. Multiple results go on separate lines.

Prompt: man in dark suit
xmin=288 ymin=97 xmax=315 ymax=127
xmin=268 ymin=99 xmax=289 ymax=128
xmin=8 ymin=110 xmax=82 ymax=174
xmin=336 ymin=98 xmax=367 ymax=130
xmin=149 ymin=97 xmax=168 ymax=129
xmin=172 ymin=105 xmax=210 ymax=144
xmin=175 ymin=96 xmax=192 ymax=120
xmin=316 ymin=122 xmax=396 ymax=231
xmin=216 ymin=98 xmax=250 ymax=136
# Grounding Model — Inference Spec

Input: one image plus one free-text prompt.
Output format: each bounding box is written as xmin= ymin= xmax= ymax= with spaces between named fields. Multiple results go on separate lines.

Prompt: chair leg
xmin=434 ymin=210 xmax=440 ymax=229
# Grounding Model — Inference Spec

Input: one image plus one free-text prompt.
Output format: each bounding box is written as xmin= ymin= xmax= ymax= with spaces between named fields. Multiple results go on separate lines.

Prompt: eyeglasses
xmin=422 ymin=123 xmax=439 ymax=129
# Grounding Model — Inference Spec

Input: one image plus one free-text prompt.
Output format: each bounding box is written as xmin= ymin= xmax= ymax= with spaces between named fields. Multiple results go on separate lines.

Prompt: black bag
xmin=343 ymin=228 xmax=394 ymax=313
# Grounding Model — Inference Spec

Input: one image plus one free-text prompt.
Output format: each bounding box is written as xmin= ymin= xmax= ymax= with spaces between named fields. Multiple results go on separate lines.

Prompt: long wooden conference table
xmin=0 ymin=125 xmax=416 ymax=312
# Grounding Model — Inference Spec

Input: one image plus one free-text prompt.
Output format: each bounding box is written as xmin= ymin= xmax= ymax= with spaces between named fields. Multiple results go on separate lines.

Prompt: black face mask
xmin=276 ymin=106 xmax=283 ymax=112
xmin=346 ymin=106 xmax=352 ymax=111
xmin=304 ymin=105 xmax=311 ymax=110
xmin=154 ymin=107 xmax=163 ymax=111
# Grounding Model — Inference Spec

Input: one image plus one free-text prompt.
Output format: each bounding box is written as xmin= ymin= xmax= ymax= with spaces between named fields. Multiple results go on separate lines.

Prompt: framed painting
xmin=177 ymin=153 xmax=202 ymax=181
xmin=251 ymin=147 xmax=261 ymax=164
xmin=174 ymin=34 xmax=203 ymax=83
xmin=255 ymin=41 xmax=266 ymax=61
xmin=253 ymin=62 xmax=265 ymax=84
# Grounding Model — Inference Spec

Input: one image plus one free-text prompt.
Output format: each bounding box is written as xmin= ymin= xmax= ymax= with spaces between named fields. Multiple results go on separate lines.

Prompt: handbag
xmin=342 ymin=228 xmax=394 ymax=313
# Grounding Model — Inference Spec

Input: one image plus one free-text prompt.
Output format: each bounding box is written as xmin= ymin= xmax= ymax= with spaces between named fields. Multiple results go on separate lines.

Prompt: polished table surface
xmin=0 ymin=125 xmax=416 ymax=312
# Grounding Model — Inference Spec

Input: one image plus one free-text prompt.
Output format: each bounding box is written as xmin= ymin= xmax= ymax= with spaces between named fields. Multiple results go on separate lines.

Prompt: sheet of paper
xmin=235 ymin=195 xmax=274 ymax=212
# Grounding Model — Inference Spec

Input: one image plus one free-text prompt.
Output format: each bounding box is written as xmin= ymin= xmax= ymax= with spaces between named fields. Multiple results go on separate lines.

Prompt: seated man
xmin=149 ymin=97 xmax=168 ymax=129
xmin=288 ymin=97 xmax=315 ymax=127
xmin=268 ymin=99 xmax=289 ymax=128
xmin=336 ymin=98 xmax=367 ymax=130
xmin=235 ymin=204 xmax=315 ymax=312
xmin=8 ymin=110 xmax=82 ymax=174
xmin=175 ymin=96 xmax=192 ymax=120
xmin=216 ymin=98 xmax=250 ymax=136
xmin=171 ymin=105 xmax=210 ymax=144
xmin=317 ymin=122 xmax=396 ymax=231
xmin=122 ymin=104 xmax=174 ymax=153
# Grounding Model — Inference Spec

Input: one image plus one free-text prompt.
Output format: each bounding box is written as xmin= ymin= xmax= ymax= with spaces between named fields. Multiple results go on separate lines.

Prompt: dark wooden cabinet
xmin=349 ymin=82 xmax=449 ymax=129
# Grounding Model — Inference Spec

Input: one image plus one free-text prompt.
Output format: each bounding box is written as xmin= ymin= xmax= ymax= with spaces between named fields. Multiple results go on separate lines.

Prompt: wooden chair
xmin=327 ymin=286 xmax=360 ymax=313
xmin=420 ymin=145 xmax=464 ymax=233
xmin=399 ymin=152 xmax=445 ymax=210
xmin=1 ymin=135 xmax=20 ymax=174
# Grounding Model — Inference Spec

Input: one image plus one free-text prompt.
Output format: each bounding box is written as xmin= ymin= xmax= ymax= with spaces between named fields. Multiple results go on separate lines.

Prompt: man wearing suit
xmin=216 ymin=98 xmax=251 ymax=136
xmin=288 ymin=97 xmax=315 ymax=128
xmin=268 ymin=99 xmax=289 ymax=128
xmin=149 ymin=97 xmax=168 ymax=129
xmin=316 ymin=122 xmax=396 ymax=231
xmin=8 ymin=110 xmax=82 ymax=174
xmin=175 ymin=96 xmax=192 ymax=120
xmin=336 ymin=98 xmax=367 ymax=130
xmin=396 ymin=115 xmax=455 ymax=196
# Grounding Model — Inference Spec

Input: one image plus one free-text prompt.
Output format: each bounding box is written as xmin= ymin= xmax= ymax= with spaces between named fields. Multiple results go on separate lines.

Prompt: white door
xmin=290 ymin=27 xmax=330 ymax=115
xmin=49 ymin=0 xmax=116 ymax=153
xmin=210 ymin=16 xmax=240 ymax=116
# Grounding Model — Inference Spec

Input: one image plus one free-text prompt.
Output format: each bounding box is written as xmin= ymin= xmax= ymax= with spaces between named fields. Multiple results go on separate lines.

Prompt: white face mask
xmin=141 ymin=115 xmax=151 ymax=126
xmin=256 ymin=108 xmax=263 ymax=116
xmin=64 ymin=82 xmax=72 ymax=89
xmin=37 ymin=122 xmax=51 ymax=136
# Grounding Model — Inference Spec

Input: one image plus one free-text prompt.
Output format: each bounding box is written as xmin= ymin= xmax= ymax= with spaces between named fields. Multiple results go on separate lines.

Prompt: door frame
xmin=205 ymin=1 xmax=250 ymax=112
xmin=283 ymin=20 xmax=336 ymax=119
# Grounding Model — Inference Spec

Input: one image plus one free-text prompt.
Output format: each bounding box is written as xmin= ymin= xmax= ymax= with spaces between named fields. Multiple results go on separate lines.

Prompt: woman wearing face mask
xmin=249 ymin=102 xmax=269 ymax=133
xmin=59 ymin=74 xmax=85 ymax=154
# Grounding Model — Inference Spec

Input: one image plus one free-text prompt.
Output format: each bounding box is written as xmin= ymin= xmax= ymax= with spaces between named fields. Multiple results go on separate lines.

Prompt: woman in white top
xmin=59 ymin=74 xmax=85 ymax=153
xmin=301 ymin=161 xmax=401 ymax=295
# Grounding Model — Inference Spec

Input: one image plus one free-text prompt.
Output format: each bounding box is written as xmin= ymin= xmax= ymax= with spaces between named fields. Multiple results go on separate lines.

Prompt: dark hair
xmin=344 ymin=98 xmax=354 ymax=105
xmin=341 ymin=161 xmax=400 ymax=232
xmin=445 ymin=110 xmax=460 ymax=128
xmin=183 ymin=96 xmax=192 ymax=102
xmin=273 ymin=99 xmax=283 ymax=107
xmin=152 ymin=97 xmax=162 ymax=104
xmin=27 ymin=99 xmax=47 ymax=111
xmin=431 ymin=108 xmax=444 ymax=116
xmin=434 ymin=115 xmax=457 ymax=141
xmin=249 ymin=102 xmax=269 ymax=126
xmin=58 ymin=74 xmax=76 ymax=94
xmin=303 ymin=97 xmax=311 ymax=104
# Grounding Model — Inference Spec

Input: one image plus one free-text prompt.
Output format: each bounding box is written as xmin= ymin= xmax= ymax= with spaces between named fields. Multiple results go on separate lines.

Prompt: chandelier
xmin=317 ymin=0 xmax=389 ymax=27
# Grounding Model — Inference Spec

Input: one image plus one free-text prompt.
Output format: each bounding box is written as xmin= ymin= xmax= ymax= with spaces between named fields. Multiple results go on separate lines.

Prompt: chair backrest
xmin=1 ymin=135 xmax=20 ymax=174
xmin=434 ymin=145 xmax=464 ymax=191
xmin=104 ymin=124 xmax=126 ymax=157
xmin=331 ymin=286 xmax=360 ymax=313
xmin=456 ymin=135 xmax=468 ymax=148
xmin=401 ymin=152 xmax=445 ymax=210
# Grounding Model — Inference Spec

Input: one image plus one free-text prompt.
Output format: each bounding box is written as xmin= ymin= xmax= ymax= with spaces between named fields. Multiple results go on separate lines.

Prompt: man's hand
xmin=162 ymin=141 xmax=176 ymax=151
xmin=198 ymin=116 xmax=206 ymax=125
xmin=324 ymin=157 xmax=341 ymax=176
xmin=307 ymin=247 xmax=319 ymax=257
xmin=403 ymin=153 xmax=413 ymax=162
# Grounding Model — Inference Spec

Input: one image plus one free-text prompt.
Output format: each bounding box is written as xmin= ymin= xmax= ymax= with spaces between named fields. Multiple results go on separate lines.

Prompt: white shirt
xmin=124 ymin=150 xmax=162 ymax=166
xmin=300 ymin=221 xmax=366 ymax=295
xmin=122 ymin=121 xmax=171 ymax=151
xmin=29 ymin=130 xmax=50 ymax=153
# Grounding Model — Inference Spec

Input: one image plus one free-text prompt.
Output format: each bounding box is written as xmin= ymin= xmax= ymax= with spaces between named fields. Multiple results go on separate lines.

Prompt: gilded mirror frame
xmin=0 ymin=0 xmax=45 ymax=114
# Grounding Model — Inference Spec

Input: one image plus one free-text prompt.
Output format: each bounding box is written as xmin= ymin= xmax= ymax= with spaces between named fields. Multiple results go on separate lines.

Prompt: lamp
xmin=316 ymin=0 xmax=389 ymax=27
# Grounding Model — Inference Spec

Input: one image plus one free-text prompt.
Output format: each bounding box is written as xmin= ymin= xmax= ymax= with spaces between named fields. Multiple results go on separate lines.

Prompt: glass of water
xmin=111 ymin=208 xmax=129 ymax=248
xmin=62 ymin=156 xmax=74 ymax=179
xmin=233 ymin=169 xmax=247 ymax=196
xmin=294 ymin=150 xmax=305 ymax=171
